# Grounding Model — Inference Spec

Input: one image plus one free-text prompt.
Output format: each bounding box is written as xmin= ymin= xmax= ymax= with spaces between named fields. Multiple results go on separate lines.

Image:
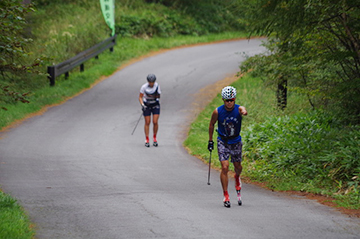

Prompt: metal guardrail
xmin=47 ymin=35 xmax=117 ymax=86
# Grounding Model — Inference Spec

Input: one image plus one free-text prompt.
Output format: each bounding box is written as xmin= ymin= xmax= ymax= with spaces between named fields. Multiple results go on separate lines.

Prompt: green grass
xmin=0 ymin=191 xmax=34 ymax=239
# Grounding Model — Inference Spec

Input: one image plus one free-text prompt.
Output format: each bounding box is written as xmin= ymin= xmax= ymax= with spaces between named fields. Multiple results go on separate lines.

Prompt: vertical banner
xmin=100 ymin=0 xmax=115 ymax=36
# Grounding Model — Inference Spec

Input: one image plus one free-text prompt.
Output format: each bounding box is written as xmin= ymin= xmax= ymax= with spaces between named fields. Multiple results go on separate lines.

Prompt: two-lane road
xmin=1 ymin=39 xmax=359 ymax=238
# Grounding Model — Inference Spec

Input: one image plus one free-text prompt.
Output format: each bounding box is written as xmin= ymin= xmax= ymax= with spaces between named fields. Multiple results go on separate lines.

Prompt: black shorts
xmin=143 ymin=103 xmax=160 ymax=116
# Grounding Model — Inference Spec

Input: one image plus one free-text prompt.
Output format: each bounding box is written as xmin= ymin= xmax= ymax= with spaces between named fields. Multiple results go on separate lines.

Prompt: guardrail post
xmin=80 ymin=64 xmax=84 ymax=72
xmin=48 ymin=66 xmax=55 ymax=86
xmin=110 ymin=36 xmax=116 ymax=52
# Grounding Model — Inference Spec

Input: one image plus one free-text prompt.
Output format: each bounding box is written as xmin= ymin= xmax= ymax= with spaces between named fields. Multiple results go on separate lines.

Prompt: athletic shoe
xmin=153 ymin=136 xmax=158 ymax=147
xmin=145 ymin=142 xmax=150 ymax=147
xmin=223 ymin=195 xmax=231 ymax=208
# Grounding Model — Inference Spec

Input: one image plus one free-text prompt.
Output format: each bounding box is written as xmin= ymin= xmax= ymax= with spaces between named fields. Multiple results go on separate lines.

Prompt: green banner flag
xmin=100 ymin=0 xmax=115 ymax=36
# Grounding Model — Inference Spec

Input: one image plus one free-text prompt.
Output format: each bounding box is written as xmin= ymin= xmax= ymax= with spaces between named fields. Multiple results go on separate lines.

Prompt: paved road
xmin=1 ymin=39 xmax=359 ymax=239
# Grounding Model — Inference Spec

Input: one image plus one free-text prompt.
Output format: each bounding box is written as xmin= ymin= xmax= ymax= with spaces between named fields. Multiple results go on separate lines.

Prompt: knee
xmin=234 ymin=163 xmax=242 ymax=174
xmin=221 ymin=165 xmax=229 ymax=174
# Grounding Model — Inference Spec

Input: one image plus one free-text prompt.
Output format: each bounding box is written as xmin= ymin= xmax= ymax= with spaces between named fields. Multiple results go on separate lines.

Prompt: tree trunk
xmin=277 ymin=77 xmax=287 ymax=110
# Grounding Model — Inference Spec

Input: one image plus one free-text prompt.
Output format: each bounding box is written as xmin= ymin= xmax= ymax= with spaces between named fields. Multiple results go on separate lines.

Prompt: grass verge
xmin=0 ymin=190 xmax=34 ymax=239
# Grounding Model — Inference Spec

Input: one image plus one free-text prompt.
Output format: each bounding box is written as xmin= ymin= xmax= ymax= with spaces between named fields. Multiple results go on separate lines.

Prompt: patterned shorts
xmin=217 ymin=139 xmax=243 ymax=163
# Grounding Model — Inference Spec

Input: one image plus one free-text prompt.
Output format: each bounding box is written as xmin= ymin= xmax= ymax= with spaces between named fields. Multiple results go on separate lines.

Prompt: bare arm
xmin=139 ymin=93 xmax=144 ymax=106
xmin=239 ymin=106 xmax=248 ymax=116
xmin=209 ymin=108 xmax=218 ymax=141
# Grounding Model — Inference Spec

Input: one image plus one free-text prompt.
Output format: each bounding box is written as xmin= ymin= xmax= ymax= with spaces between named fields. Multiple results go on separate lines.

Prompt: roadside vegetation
xmin=238 ymin=0 xmax=359 ymax=210
xmin=0 ymin=0 xmax=359 ymax=237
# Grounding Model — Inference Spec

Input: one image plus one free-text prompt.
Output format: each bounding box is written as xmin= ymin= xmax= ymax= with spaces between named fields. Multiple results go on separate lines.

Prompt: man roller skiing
xmin=208 ymin=86 xmax=248 ymax=208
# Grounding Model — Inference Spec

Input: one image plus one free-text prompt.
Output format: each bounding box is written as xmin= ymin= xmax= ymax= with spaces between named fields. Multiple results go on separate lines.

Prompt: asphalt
xmin=1 ymin=38 xmax=359 ymax=239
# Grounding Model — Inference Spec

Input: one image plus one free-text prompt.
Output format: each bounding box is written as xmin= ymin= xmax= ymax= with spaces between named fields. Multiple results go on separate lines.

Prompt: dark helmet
xmin=147 ymin=74 xmax=156 ymax=82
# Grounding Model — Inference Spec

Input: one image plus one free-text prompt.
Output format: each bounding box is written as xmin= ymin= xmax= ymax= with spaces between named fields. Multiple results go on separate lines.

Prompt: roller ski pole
xmin=131 ymin=112 xmax=143 ymax=135
xmin=207 ymin=151 xmax=212 ymax=185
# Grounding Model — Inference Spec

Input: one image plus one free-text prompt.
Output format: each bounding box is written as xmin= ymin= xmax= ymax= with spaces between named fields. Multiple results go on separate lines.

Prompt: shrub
xmin=243 ymin=110 xmax=360 ymax=203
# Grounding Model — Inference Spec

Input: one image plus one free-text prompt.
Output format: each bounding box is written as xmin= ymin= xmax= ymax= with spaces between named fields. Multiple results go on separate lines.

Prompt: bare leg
xmin=233 ymin=161 xmax=242 ymax=180
xmin=152 ymin=114 xmax=159 ymax=137
xmin=221 ymin=160 xmax=231 ymax=207
xmin=144 ymin=115 xmax=151 ymax=140
xmin=220 ymin=160 xmax=229 ymax=193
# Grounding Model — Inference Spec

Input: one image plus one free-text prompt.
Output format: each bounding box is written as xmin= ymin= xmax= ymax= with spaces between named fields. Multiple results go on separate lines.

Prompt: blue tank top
xmin=217 ymin=104 xmax=242 ymax=144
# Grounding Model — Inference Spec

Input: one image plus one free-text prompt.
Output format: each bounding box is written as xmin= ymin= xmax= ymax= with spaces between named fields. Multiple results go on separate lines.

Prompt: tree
xmin=237 ymin=0 xmax=360 ymax=123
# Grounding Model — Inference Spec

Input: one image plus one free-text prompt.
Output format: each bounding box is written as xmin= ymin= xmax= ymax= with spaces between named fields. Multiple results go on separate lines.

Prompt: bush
xmin=243 ymin=110 xmax=360 ymax=207
xmin=116 ymin=10 xmax=203 ymax=38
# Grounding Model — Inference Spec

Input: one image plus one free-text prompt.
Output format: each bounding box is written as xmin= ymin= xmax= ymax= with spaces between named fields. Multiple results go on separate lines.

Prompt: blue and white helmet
xmin=221 ymin=86 xmax=236 ymax=99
